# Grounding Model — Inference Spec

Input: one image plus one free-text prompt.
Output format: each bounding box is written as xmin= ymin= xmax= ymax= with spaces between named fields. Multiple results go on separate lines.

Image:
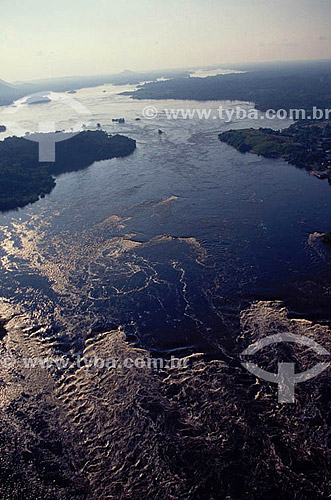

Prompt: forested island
xmin=219 ymin=120 xmax=331 ymax=181
xmin=0 ymin=130 xmax=136 ymax=211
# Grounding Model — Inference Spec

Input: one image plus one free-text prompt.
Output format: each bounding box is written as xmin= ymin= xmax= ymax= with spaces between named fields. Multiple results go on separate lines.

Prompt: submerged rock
xmin=309 ymin=231 xmax=331 ymax=245
xmin=0 ymin=319 xmax=7 ymax=340
xmin=322 ymin=231 xmax=331 ymax=244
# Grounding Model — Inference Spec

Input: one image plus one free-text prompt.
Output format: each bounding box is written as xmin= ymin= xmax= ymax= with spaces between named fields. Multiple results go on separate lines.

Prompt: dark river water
xmin=1 ymin=85 xmax=331 ymax=356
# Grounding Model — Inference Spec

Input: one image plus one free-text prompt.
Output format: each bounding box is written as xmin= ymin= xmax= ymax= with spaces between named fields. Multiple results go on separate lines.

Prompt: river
xmin=0 ymin=83 xmax=331 ymax=356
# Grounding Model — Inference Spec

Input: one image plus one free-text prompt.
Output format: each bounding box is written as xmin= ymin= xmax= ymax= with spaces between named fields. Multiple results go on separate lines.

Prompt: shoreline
xmin=0 ymin=130 xmax=136 ymax=212
xmin=218 ymin=119 xmax=331 ymax=183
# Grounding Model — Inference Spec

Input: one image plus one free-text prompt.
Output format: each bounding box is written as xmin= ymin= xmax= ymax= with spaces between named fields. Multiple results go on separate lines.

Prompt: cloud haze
xmin=1 ymin=0 xmax=330 ymax=81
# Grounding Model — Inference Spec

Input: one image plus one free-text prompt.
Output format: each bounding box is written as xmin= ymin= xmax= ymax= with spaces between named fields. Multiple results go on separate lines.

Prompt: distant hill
xmin=0 ymin=79 xmax=22 ymax=106
xmin=3 ymin=60 xmax=331 ymax=111
xmin=0 ymin=69 xmax=190 ymax=101
xmin=0 ymin=69 xmax=190 ymax=105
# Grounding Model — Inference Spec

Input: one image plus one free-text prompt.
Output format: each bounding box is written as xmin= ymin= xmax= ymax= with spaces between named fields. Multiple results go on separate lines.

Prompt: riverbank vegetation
xmin=219 ymin=120 xmax=331 ymax=178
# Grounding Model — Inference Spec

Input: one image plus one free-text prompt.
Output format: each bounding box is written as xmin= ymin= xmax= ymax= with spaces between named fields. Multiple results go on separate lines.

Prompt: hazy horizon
xmin=1 ymin=0 xmax=331 ymax=82
xmin=2 ymin=58 xmax=329 ymax=85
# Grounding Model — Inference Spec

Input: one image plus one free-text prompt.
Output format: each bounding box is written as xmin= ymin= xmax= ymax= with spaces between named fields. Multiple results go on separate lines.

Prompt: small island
xmin=0 ymin=130 xmax=136 ymax=211
xmin=24 ymin=95 xmax=52 ymax=105
xmin=219 ymin=120 xmax=331 ymax=181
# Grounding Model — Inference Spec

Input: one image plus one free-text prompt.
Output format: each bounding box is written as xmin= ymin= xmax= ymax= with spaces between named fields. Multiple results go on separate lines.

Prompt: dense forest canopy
xmin=128 ymin=60 xmax=331 ymax=112
xmin=0 ymin=130 xmax=136 ymax=211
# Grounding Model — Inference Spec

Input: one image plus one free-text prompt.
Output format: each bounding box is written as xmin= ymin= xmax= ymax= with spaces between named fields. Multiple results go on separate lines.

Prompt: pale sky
xmin=1 ymin=0 xmax=331 ymax=82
